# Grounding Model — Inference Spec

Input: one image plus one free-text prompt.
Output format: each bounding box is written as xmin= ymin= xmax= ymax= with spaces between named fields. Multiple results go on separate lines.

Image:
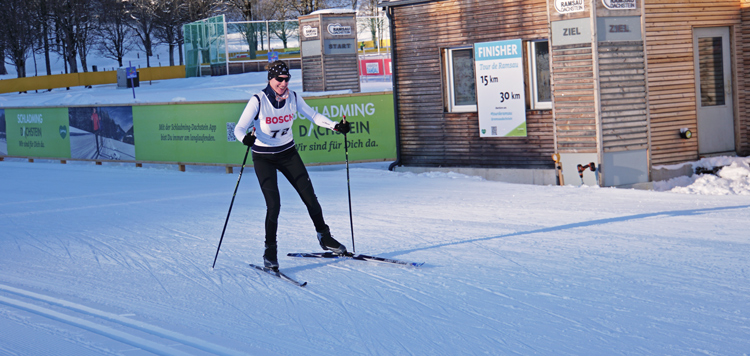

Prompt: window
xmin=527 ymin=40 xmax=552 ymax=110
xmin=443 ymin=41 xmax=551 ymax=112
xmin=697 ymin=36 xmax=725 ymax=106
xmin=444 ymin=47 xmax=477 ymax=112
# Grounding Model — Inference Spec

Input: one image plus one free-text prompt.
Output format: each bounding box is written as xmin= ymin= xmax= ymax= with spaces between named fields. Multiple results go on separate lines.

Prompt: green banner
xmin=1 ymin=93 xmax=395 ymax=165
xmin=295 ymin=93 xmax=395 ymax=163
xmin=132 ymin=93 xmax=395 ymax=165
xmin=133 ymin=103 xmax=247 ymax=164
xmin=5 ymin=108 xmax=71 ymax=158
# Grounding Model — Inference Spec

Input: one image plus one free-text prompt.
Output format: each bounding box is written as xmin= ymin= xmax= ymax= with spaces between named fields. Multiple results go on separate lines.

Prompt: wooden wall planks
xmin=390 ymin=0 xmax=555 ymax=169
xmin=644 ymin=0 xmax=748 ymax=164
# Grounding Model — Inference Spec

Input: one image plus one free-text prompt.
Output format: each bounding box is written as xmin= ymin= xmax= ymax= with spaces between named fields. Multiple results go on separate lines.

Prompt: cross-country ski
xmin=287 ymin=252 xmax=425 ymax=267
xmin=249 ymin=264 xmax=307 ymax=287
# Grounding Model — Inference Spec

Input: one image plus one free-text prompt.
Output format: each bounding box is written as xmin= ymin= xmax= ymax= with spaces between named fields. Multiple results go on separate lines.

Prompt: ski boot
xmin=317 ymin=228 xmax=347 ymax=255
xmin=263 ymin=243 xmax=279 ymax=269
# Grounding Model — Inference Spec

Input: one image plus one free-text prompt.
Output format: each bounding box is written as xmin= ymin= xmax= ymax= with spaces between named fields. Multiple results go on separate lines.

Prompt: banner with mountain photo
xmin=68 ymin=106 xmax=135 ymax=161
xmin=0 ymin=109 xmax=6 ymax=156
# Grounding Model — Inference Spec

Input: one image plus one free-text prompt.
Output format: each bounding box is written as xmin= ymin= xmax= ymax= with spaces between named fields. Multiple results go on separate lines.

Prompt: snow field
xmin=1 ymin=159 xmax=749 ymax=355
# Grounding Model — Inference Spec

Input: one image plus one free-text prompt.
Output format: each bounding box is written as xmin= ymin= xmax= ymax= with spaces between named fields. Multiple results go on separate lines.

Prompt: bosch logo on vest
xmin=266 ymin=114 xmax=294 ymax=124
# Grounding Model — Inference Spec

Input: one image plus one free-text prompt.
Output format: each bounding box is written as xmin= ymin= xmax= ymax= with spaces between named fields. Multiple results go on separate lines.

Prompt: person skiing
xmin=91 ymin=107 xmax=101 ymax=158
xmin=234 ymin=60 xmax=351 ymax=269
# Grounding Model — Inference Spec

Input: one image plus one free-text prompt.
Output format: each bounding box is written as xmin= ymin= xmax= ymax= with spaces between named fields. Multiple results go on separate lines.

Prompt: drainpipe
xmin=385 ymin=5 xmax=402 ymax=171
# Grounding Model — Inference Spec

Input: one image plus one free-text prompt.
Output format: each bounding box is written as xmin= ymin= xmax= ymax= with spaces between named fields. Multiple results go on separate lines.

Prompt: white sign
xmin=303 ymin=25 xmax=318 ymax=38
xmin=366 ymin=62 xmax=380 ymax=74
xmin=555 ymin=0 xmax=585 ymax=13
xmin=474 ymin=39 xmax=527 ymax=137
xmin=603 ymin=0 xmax=636 ymax=9
xmin=327 ymin=23 xmax=352 ymax=36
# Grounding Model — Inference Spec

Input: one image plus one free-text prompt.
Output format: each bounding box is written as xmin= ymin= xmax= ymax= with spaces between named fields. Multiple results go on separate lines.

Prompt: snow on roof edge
xmin=309 ymin=9 xmax=357 ymax=15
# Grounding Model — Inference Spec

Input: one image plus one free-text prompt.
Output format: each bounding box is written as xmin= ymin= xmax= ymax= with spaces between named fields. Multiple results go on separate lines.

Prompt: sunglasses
xmin=273 ymin=76 xmax=290 ymax=82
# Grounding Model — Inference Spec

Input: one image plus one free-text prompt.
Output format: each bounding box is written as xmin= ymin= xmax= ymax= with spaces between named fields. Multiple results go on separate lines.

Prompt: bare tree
xmin=50 ymin=0 xmax=84 ymax=73
xmin=77 ymin=6 xmax=98 ymax=72
xmin=49 ymin=0 xmax=98 ymax=73
xmin=128 ymin=0 xmax=158 ymax=67
xmin=0 ymin=0 xmax=35 ymax=77
xmin=274 ymin=0 xmax=357 ymax=18
xmin=286 ymin=0 xmax=325 ymax=16
xmin=0 ymin=10 xmax=7 ymax=76
xmin=226 ymin=0 xmax=275 ymax=59
xmin=359 ymin=0 xmax=385 ymax=49
xmin=154 ymin=0 xmax=187 ymax=66
xmin=269 ymin=20 xmax=298 ymax=50
xmin=0 ymin=46 xmax=7 ymax=75
xmin=183 ymin=0 xmax=225 ymax=22
xmin=97 ymin=0 xmax=134 ymax=67
xmin=33 ymin=0 xmax=53 ymax=76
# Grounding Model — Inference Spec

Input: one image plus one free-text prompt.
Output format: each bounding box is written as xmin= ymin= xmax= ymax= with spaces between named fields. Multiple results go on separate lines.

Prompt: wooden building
xmin=299 ymin=10 xmax=361 ymax=93
xmin=382 ymin=0 xmax=750 ymax=186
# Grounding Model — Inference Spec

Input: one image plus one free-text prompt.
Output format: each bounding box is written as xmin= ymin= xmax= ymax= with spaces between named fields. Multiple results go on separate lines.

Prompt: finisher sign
xmin=474 ymin=39 xmax=527 ymax=137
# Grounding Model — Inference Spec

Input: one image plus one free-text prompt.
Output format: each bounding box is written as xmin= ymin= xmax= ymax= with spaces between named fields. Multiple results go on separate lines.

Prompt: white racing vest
xmin=253 ymin=91 xmax=298 ymax=150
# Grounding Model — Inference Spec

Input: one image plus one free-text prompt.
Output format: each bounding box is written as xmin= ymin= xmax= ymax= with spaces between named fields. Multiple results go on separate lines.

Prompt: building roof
xmin=309 ymin=9 xmax=357 ymax=15
xmin=380 ymin=0 xmax=443 ymax=8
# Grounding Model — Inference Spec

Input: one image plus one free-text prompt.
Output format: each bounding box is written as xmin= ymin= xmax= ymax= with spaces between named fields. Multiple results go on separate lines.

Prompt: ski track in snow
xmin=1 ymin=161 xmax=749 ymax=355
xmin=0 ymin=284 xmax=253 ymax=355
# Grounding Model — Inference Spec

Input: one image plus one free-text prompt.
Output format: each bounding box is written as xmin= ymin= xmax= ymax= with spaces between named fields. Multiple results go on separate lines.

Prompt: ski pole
xmin=342 ymin=116 xmax=355 ymax=253
xmin=212 ymin=145 xmax=251 ymax=268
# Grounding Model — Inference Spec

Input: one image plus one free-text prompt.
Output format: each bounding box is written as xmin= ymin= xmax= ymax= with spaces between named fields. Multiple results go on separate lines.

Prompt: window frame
xmin=443 ymin=46 xmax=478 ymax=113
xmin=527 ymin=40 xmax=552 ymax=110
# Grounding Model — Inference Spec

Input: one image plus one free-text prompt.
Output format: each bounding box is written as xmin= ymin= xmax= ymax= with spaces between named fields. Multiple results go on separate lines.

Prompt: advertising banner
xmin=1 ymin=93 xmax=395 ymax=166
xmin=0 ymin=109 xmax=6 ymax=156
xmin=474 ymin=39 xmax=527 ymax=137
xmin=5 ymin=108 xmax=71 ymax=158
xmin=69 ymin=106 xmax=135 ymax=160
xmin=133 ymin=103 xmax=247 ymax=164
xmin=294 ymin=93 xmax=395 ymax=163
xmin=132 ymin=93 xmax=395 ymax=165
xmin=359 ymin=58 xmax=393 ymax=76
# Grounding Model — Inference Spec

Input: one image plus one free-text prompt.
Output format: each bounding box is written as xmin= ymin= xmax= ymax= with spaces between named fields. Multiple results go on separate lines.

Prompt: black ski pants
xmin=252 ymin=147 xmax=327 ymax=246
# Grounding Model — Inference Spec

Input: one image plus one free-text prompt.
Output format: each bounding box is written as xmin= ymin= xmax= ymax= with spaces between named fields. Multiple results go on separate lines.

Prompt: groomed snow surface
xmin=1 ymin=157 xmax=749 ymax=355
xmin=2 ymin=46 xmax=750 ymax=355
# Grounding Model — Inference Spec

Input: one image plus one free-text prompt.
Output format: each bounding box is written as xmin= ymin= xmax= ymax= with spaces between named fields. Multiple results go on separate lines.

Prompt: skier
xmin=91 ymin=107 xmax=101 ymax=158
xmin=234 ymin=60 xmax=351 ymax=269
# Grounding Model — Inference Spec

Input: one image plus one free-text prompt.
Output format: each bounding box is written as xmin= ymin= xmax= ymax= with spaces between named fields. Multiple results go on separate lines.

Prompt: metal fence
xmin=183 ymin=15 xmax=228 ymax=78
xmin=183 ymin=15 xmax=391 ymax=78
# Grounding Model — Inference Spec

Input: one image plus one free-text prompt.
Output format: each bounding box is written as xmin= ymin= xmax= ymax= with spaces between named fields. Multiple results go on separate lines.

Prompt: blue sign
xmin=126 ymin=67 xmax=137 ymax=79
xmin=268 ymin=51 xmax=279 ymax=62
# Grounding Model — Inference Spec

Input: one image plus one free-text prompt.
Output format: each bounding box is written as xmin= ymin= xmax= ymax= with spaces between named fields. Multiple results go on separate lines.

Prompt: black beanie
xmin=268 ymin=61 xmax=290 ymax=80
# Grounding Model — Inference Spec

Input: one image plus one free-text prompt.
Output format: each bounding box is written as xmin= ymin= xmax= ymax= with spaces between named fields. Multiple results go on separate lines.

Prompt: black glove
xmin=242 ymin=134 xmax=255 ymax=146
xmin=334 ymin=120 xmax=351 ymax=134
